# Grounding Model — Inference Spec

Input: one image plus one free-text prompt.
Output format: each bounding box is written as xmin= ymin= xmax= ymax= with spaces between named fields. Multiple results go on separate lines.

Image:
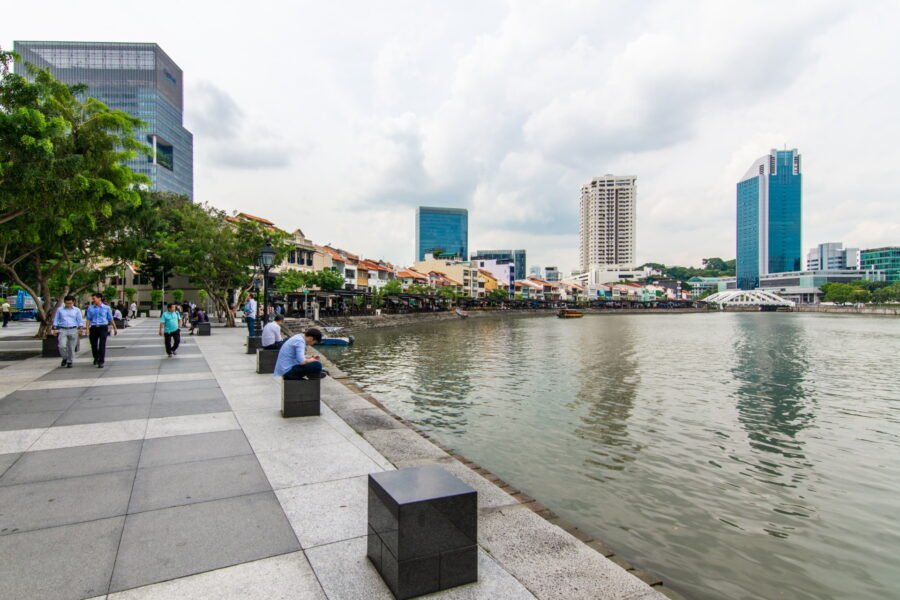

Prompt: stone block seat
xmin=281 ymin=378 xmax=320 ymax=417
xmin=197 ymin=322 xmax=211 ymax=336
xmin=368 ymin=465 xmax=478 ymax=599
xmin=246 ymin=335 xmax=261 ymax=354
xmin=257 ymin=348 xmax=278 ymax=374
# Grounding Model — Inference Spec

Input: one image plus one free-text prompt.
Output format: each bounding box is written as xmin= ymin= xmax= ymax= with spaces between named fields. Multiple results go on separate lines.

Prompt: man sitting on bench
xmin=274 ymin=327 xmax=325 ymax=380
xmin=261 ymin=313 xmax=286 ymax=349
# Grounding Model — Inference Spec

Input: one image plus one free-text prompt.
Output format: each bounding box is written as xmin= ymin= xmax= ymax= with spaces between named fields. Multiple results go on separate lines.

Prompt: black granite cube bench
xmin=368 ymin=465 xmax=478 ymax=599
xmin=114 ymin=318 xmax=127 ymax=329
xmin=281 ymin=378 xmax=320 ymax=417
xmin=198 ymin=322 xmax=211 ymax=336
xmin=246 ymin=335 xmax=261 ymax=354
xmin=257 ymin=348 xmax=278 ymax=374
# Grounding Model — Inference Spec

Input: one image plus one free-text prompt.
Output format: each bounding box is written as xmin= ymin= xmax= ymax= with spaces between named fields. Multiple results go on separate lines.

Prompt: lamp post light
xmin=257 ymin=240 xmax=276 ymax=332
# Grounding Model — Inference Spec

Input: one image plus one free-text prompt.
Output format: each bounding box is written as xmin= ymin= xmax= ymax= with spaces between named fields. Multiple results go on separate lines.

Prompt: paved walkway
xmin=0 ymin=320 xmax=666 ymax=600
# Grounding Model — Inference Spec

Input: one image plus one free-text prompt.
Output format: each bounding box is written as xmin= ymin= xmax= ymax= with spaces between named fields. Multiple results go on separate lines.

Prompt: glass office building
xmin=472 ymin=249 xmax=527 ymax=280
xmin=861 ymin=247 xmax=900 ymax=282
xmin=14 ymin=41 xmax=194 ymax=199
xmin=736 ymin=149 xmax=802 ymax=289
xmin=416 ymin=207 xmax=468 ymax=261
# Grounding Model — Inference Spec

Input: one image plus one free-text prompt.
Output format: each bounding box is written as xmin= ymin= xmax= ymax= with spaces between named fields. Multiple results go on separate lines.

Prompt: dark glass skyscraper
xmin=14 ymin=41 xmax=194 ymax=199
xmin=416 ymin=207 xmax=468 ymax=261
xmin=736 ymin=149 xmax=802 ymax=289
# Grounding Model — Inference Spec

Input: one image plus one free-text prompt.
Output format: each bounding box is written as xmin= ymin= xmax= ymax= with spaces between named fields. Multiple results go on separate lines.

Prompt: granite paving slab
xmin=143 ymin=411 xmax=238 ymax=438
xmin=138 ymin=430 xmax=253 ymax=469
xmin=0 ymin=410 xmax=63 ymax=431
xmin=0 ymin=470 xmax=134 ymax=535
xmin=0 ymin=390 xmax=85 ymax=414
xmin=128 ymin=454 xmax=272 ymax=513
xmin=0 ymin=452 xmax=20 ymax=477
xmin=148 ymin=397 xmax=232 ymax=418
xmin=152 ymin=387 xmax=226 ymax=403
xmin=156 ymin=378 xmax=222 ymax=392
xmin=73 ymin=391 xmax=155 ymax=410
xmin=109 ymin=492 xmax=301 ymax=593
xmin=276 ymin=475 xmax=369 ymax=548
xmin=77 ymin=383 xmax=157 ymax=397
xmin=54 ymin=403 xmax=153 ymax=426
xmin=0 ymin=516 xmax=124 ymax=600
xmin=255 ymin=441 xmax=382 ymax=490
xmin=106 ymin=551 xmax=326 ymax=600
xmin=30 ymin=419 xmax=148 ymax=451
xmin=0 ymin=440 xmax=141 ymax=486
xmin=0 ymin=428 xmax=47 ymax=454
xmin=236 ymin=411 xmax=347 ymax=453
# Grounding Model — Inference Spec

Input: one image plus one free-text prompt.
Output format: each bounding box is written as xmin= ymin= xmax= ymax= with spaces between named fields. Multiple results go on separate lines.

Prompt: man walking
xmin=159 ymin=303 xmax=181 ymax=356
xmin=85 ymin=293 xmax=117 ymax=368
xmin=244 ymin=293 xmax=258 ymax=337
xmin=274 ymin=327 xmax=325 ymax=380
xmin=51 ymin=295 xmax=84 ymax=368
xmin=261 ymin=313 xmax=286 ymax=349
xmin=1 ymin=299 xmax=10 ymax=327
xmin=129 ymin=301 xmax=137 ymax=320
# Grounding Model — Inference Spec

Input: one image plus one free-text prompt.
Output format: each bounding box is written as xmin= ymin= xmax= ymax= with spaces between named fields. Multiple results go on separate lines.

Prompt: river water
xmin=321 ymin=312 xmax=900 ymax=600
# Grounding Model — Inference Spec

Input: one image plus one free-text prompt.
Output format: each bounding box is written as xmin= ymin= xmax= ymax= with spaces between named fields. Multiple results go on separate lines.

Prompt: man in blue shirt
xmin=274 ymin=327 xmax=324 ymax=379
xmin=244 ymin=294 xmax=258 ymax=337
xmin=158 ymin=303 xmax=182 ymax=356
xmin=51 ymin=295 xmax=84 ymax=368
xmin=84 ymin=293 xmax=118 ymax=368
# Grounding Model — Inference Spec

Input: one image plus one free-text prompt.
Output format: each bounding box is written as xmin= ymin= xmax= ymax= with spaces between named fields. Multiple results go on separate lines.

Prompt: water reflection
xmin=572 ymin=317 xmax=642 ymax=476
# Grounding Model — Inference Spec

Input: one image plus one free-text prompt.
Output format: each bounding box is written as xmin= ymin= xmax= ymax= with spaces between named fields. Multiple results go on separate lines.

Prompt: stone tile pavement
xmin=0 ymin=320 xmax=667 ymax=600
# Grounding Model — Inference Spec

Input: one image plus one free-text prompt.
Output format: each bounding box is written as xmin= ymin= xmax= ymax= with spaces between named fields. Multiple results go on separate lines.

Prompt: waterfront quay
xmin=0 ymin=320 xmax=665 ymax=600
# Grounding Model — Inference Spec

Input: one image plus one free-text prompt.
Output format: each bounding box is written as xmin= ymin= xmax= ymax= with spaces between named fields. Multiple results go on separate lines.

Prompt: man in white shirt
xmin=261 ymin=314 xmax=286 ymax=349
xmin=1 ymin=300 xmax=10 ymax=327
xmin=129 ymin=301 xmax=137 ymax=319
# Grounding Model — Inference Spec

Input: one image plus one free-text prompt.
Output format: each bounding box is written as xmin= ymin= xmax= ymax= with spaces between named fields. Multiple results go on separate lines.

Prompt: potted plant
xmin=150 ymin=289 xmax=164 ymax=317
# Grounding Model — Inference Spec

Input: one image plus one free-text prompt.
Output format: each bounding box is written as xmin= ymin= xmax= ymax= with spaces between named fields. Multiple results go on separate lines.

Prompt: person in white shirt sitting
xmin=261 ymin=313 xmax=286 ymax=350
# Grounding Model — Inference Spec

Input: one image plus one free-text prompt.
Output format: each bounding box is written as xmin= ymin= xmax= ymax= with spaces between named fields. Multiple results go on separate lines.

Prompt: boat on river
xmin=318 ymin=336 xmax=354 ymax=346
xmin=455 ymin=308 xmax=469 ymax=319
xmin=557 ymin=309 xmax=584 ymax=319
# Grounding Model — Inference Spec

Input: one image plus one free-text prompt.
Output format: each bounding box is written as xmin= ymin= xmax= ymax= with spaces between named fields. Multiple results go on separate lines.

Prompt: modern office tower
xmin=473 ymin=250 xmax=526 ymax=280
xmin=736 ymin=148 xmax=802 ymax=290
xmin=14 ymin=41 xmax=194 ymax=199
xmin=544 ymin=266 xmax=560 ymax=282
xmin=579 ymin=175 xmax=637 ymax=273
xmin=529 ymin=265 xmax=542 ymax=278
xmin=861 ymin=247 xmax=900 ymax=282
xmin=415 ymin=207 xmax=468 ymax=261
xmin=806 ymin=242 xmax=859 ymax=270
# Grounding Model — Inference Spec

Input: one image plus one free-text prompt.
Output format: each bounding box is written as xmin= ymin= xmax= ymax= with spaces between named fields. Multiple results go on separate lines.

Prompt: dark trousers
xmin=164 ymin=330 xmax=181 ymax=355
xmin=2 ymin=312 xmax=9 ymax=327
xmin=283 ymin=361 xmax=322 ymax=380
xmin=89 ymin=326 xmax=109 ymax=364
xmin=263 ymin=340 xmax=284 ymax=350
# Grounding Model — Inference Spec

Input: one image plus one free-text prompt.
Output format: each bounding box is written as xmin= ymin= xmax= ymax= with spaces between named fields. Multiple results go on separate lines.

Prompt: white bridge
xmin=703 ymin=290 xmax=795 ymax=308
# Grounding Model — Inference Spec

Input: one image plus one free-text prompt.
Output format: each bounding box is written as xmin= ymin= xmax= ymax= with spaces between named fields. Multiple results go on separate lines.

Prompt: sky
xmin=5 ymin=0 xmax=900 ymax=273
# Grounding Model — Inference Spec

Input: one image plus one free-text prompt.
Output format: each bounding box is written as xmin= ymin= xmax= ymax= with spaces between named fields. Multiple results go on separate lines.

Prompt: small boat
xmin=455 ymin=308 xmax=469 ymax=319
xmin=557 ymin=309 xmax=584 ymax=319
xmin=318 ymin=336 xmax=355 ymax=346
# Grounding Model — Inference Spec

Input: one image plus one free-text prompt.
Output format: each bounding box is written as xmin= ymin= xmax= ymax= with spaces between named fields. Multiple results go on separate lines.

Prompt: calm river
xmin=321 ymin=312 xmax=900 ymax=600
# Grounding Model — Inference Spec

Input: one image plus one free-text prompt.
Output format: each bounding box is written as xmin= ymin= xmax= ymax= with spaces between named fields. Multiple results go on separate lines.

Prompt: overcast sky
xmin=6 ymin=0 xmax=900 ymax=272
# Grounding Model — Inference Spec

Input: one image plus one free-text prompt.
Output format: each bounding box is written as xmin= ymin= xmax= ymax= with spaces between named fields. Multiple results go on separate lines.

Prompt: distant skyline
xmin=5 ymin=1 xmax=900 ymax=271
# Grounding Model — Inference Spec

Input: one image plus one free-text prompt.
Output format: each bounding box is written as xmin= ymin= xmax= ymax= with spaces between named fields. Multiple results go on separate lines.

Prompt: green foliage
xmin=873 ymin=283 xmax=900 ymax=303
xmin=171 ymin=289 xmax=185 ymax=303
xmin=150 ymin=289 xmax=164 ymax=306
xmin=316 ymin=269 xmax=345 ymax=291
xmin=197 ymin=289 xmax=208 ymax=305
xmin=382 ymin=279 xmax=402 ymax=295
xmin=407 ymin=283 xmax=432 ymax=295
xmin=638 ymin=258 xmax=736 ymax=281
xmin=124 ymin=287 xmax=137 ymax=302
xmin=487 ymin=288 xmax=508 ymax=302
xmin=104 ymin=287 xmax=118 ymax=302
xmin=274 ymin=269 xmax=315 ymax=294
xmin=0 ymin=61 xmax=150 ymax=334
xmin=437 ymin=287 xmax=462 ymax=303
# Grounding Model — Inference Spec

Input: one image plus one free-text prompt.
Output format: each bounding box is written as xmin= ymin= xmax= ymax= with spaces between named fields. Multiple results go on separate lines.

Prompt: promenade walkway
xmin=0 ymin=320 xmax=666 ymax=600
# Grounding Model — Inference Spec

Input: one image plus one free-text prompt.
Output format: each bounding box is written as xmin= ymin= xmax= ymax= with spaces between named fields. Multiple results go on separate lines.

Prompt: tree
xmin=124 ymin=287 xmax=137 ymax=303
xmin=274 ymin=269 xmax=315 ymax=295
xmin=382 ymin=279 xmax=402 ymax=295
xmin=156 ymin=201 xmax=288 ymax=327
xmin=171 ymin=289 xmax=185 ymax=304
xmin=437 ymin=286 xmax=461 ymax=305
xmin=408 ymin=283 xmax=432 ymax=295
xmin=197 ymin=289 xmax=209 ymax=306
xmin=150 ymin=289 xmax=164 ymax=309
xmin=104 ymin=286 xmax=118 ymax=302
xmin=487 ymin=288 xmax=508 ymax=303
xmin=821 ymin=282 xmax=853 ymax=304
xmin=0 ymin=61 xmax=150 ymax=336
xmin=316 ymin=269 xmax=345 ymax=291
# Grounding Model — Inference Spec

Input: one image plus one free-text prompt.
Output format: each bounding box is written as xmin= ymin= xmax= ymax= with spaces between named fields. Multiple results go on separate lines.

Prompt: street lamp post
xmin=257 ymin=240 xmax=276 ymax=332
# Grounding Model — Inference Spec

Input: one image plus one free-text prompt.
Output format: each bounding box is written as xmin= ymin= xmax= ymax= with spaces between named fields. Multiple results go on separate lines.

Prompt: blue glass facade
xmin=736 ymin=149 xmax=802 ymax=290
xmin=416 ymin=207 xmax=468 ymax=261
xmin=736 ymin=177 xmax=760 ymax=290
xmin=861 ymin=247 xmax=900 ymax=282
xmin=14 ymin=41 xmax=194 ymax=199
xmin=473 ymin=249 xmax=527 ymax=280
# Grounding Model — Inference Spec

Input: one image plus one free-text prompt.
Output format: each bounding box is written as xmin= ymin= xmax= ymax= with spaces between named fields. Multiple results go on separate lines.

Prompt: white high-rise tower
xmin=579 ymin=175 xmax=636 ymax=273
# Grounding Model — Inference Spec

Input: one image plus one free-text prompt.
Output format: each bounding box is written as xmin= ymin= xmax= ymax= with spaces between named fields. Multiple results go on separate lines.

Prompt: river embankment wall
xmin=797 ymin=304 xmax=900 ymax=316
